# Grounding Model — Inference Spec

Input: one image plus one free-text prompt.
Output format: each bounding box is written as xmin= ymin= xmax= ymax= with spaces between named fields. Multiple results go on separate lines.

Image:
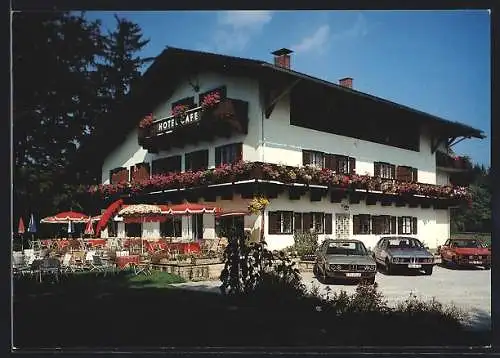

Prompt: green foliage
xmin=451 ymin=164 xmax=491 ymax=233
xmin=292 ymin=231 xmax=319 ymax=259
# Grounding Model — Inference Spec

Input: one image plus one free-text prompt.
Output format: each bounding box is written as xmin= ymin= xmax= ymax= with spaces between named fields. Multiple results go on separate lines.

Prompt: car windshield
xmin=325 ymin=241 xmax=367 ymax=255
xmin=451 ymin=240 xmax=482 ymax=248
xmin=387 ymin=238 xmax=424 ymax=249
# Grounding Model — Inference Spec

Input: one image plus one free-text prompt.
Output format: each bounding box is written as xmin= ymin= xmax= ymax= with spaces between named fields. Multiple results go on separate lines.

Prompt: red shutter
xmin=353 ymin=215 xmax=360 ymax=235
xmin=302 ymin=213 xmax=312 ymax=232
xmin=412 ymin=217 xmax=418 ymax=235
xmin=294 ymin=213 xmax=302 ymax=232
xmin=374 ymin=162 xmax=381 ymax=177
xmin=302 ymin=150 xmax=311 ymax=166
xmin=236 ymin=143 xmax=243 ymax=162
xmin=215 ymin=147 xmax=222 ymax=167
xmin=398 ymin=217 xmax=403 ymax=234
xmin=349 ymin=157 xmax=356 ymax=174
xmin=325 ymin=214 xmax=332 ymax=235
xmin=391 ymin=216 xmax=397 ymax=234
xmin=268 ymin=212 xmax=279 ymax=234
xmin=324 ymin=154 xmax=335 ymax=170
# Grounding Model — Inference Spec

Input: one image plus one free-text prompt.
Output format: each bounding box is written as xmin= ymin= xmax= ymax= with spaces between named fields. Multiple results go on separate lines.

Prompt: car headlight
xmin=392 ymin=257 xmax=400 ymax=263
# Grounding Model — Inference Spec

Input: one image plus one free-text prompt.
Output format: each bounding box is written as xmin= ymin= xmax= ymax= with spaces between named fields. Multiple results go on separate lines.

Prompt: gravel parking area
xmin=170 ymin=264 xmax=491 ymax=331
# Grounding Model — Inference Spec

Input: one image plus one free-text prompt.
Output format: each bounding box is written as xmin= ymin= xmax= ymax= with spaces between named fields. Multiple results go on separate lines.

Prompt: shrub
xmin=293 ymin=231 xmax=318 ymax=260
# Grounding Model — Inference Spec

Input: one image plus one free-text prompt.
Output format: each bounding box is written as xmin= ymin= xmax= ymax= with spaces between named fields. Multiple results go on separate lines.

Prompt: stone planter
xmin=192 ymin=257 xmax=222 ymax=265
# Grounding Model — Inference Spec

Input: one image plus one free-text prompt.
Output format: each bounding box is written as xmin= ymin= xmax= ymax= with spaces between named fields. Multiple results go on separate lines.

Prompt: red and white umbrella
xmin=40 ymin=211 xmax=90 ymax=224
xmin=84 ymin=217 xmax=94 ymax=235
xmin=18 ymin=217 xmax=25 ymax=234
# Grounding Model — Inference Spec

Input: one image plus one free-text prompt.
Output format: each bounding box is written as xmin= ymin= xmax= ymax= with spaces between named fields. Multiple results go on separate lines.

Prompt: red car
xmin=438 ymin=238 xmax=491 ymax=269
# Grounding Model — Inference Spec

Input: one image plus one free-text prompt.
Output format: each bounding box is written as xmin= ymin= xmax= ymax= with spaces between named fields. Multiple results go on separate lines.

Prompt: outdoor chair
xmin=40 ymin=258 xmax=61 ymax=283
xmin=60 ymin=253 xmax=73 ymax=274
xmin=132 ymin=259 xmax=152 ymax=276
xmin=90 ymin=255 xmax=115 ymax=276
xmin=12 ymin=253 xmax=30 ymax=277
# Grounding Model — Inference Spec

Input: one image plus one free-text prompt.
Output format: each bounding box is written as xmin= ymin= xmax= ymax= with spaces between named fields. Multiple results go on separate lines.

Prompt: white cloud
xmin=292 ymin=25 xmax=330 ymax=53
xmin=292 ymin=13 xmax=368 ymax=54
xmin=206 ymin=11 xmax=273 ymax=53
xmin=217 ymin=10 xmax=272 ymax=30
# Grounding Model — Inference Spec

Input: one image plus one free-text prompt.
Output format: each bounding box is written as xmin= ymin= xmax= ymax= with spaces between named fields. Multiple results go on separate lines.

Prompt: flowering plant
xmin=171 ymin=104 xmax=189 ymax=119
xmin=248 ymin=196 xmax=270 ymax=214
xmin=201 ymin=91 xmax=221 ymax=110
xmin=139 ymin=114 xmax=154 ymax=128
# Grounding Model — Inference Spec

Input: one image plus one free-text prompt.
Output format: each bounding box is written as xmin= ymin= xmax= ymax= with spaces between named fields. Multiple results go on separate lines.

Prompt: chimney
xmin=339 ymin=77 xmax=353 ymax=89
xmin=271 ymin=48 xmax=293 ymax=69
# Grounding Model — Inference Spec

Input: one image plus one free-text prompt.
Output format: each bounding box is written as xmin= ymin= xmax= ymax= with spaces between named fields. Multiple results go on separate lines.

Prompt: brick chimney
xmin=271 ymin=48 xmax=293 ymax=69
xmin=339 ymin=77 xmax=353 ymax=89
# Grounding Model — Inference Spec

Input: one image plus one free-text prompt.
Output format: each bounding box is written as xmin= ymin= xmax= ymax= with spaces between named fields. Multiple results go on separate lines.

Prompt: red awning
xmin=167 ymin=203 xmax=221 ymax=215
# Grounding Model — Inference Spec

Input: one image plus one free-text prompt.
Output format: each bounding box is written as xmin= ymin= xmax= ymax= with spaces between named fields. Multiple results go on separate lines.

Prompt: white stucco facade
xmin=98 ymin=67 xmax=464 ymax=251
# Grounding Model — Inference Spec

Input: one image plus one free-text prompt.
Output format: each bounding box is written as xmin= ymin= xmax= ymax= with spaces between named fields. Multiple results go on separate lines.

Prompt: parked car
xmin=313 ymin=239 xmax=377 ymax=284
xmin=372 ymin=236 xmax=434 ymax=275
xmin=438 ymin=238 xmax=491 ymax=270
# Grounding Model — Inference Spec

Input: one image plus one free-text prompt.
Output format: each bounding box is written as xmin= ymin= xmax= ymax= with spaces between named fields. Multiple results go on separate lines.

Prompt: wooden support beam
xmin=265 ymin=79 xmax=301 ymax=119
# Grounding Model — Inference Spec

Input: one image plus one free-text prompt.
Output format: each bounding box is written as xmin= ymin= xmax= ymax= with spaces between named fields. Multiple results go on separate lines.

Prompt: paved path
xmin=171 ymin=265 xmax=491 ymax=331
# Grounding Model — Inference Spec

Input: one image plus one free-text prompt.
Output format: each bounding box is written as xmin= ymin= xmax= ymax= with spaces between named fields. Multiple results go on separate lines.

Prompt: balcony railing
xmin=436 ymin=151 xmax=472 ymax=172
xmin=138 ymin=98 xmax=249 ymax=151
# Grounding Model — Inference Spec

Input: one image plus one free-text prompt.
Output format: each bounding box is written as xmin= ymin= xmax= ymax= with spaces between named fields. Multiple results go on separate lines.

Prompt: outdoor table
xmin=115 ymin=255 xmax=140 ymax=269
xmin=32 ymin=258 xmax=61 ymax=283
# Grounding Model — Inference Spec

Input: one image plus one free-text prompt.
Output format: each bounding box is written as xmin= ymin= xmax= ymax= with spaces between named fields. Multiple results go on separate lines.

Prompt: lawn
xmin=12 ymin=270 xmax=491 ymax=348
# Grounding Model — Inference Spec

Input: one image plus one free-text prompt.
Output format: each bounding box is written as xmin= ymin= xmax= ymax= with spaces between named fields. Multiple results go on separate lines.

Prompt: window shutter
xmin=325 ymin=213 xmax=332 ymax=234
xmin=412 ymin=168 xmax=418 ymax=182
xmin=202 ymin=150 xmax=209 ymax=169
xmin=396 ymin=166 xmax=404 ymax=181
xmin=391 ymin=216 xmax=397 ymax=234
xmin=371 ymin=216 xmax=380 ymax=235
xmin=353 ymin=215 xmax=360 ymax=235
xmin=397 ymin=217 xmax=403 ymax=235
xmin=391 ymin=165 xmax=396 ymax=179
xmin=324 ymin=154 xmax=335 ymax=170
xmin=302 ymin=150 xmax=311 ymax=165
xmin=268 ymin=212 xmax=279 ymax=234
xmin=412 ymin=217 xmax=418 ymax=235
xmin=374 ymin=162 xmax=381 ymax=177
xmin=349 ymin=157 xmax=356 ymax=174
xmin=294 ymin=213 xmax=302 ymax=232
xmin=185 ymin=153 xmax=192 ymax=171
xmin=236 ymin=143 xmax=243 ymax=162
xmin=215 ymin=147 xmax=222 ymax=167
xmin=302 ymin=213 xmax=312 ymax=232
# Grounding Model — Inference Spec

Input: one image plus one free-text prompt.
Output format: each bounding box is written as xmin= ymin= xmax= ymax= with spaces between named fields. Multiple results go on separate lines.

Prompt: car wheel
xmin=484 ymin=265 xmax=491 ymax=270
xmin=423 ymin=265 xmax=433 ymax=275
xmin=313 ymin=263 xmax=319 ymax=277
xmin=385 ymin=259 xmax=393 ymax=275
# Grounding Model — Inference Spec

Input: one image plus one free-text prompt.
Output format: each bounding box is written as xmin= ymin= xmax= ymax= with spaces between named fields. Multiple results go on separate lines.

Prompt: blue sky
xmin=87 ymin=10 xmax=491 ymax=167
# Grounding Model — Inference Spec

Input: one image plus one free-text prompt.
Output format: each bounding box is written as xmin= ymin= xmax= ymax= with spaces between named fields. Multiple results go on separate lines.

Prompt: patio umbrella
xmin=17 ymin=217 xmax=25 ymax=251
xmin=118 ymin=204 xmax=168 ymax=254
xmin=84 ymin=217 xmax=94 ymax=236
xmin=67 ymin=221 xmax=74 ymax=238
xmin=27 ymin=213 xmax=37 ymax=247
xmin=40 ymin=211 xmax=90 ymax=224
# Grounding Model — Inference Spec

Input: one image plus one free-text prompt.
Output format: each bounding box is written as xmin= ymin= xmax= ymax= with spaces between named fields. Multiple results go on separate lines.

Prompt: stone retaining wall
xmin=152 ymin=263 xmax=224 ymax=281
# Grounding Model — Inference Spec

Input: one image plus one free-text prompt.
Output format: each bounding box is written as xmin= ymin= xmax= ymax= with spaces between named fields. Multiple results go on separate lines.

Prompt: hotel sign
xmin=154 ymin=107 xmax=202 ymax=135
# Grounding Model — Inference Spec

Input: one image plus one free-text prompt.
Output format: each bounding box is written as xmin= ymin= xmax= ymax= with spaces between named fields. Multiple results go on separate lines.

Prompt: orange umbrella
xmin=84 ymin=217 xmax=94 ymax=236
xmin=18 ymin=217 xmax=25 ymax=234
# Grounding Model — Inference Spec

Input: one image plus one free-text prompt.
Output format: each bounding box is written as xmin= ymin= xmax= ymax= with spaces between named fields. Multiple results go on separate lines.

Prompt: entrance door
xmin=335 ymin=214 xmax=350 ymax=239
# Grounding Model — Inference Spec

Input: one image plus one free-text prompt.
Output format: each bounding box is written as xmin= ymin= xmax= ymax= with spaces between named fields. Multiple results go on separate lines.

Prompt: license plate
xmin=408 ymin=264 xmax=421 ymax=268
xmin=469 ymin=261 xmax=482 ymax=265
xmin=345 ymin=272 xmax=361 ymax=277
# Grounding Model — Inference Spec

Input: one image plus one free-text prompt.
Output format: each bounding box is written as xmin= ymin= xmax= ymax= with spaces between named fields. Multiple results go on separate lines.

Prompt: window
xmin=353 ymin=214 xmax=371 ymax=235
xmin=302 ymin=150 xmax=324 ymax=168
xmin=396 ymin=166 xmax=418 ymax=182
xmin=110 ymin=167 xmax=129 ymax=184
xmin=160 ymin=216 xmax=182 ymax=237
xmin=372 ymin=215 xmax=396 ymax=235
xmin=398 ymin=216 xmax=417 ymax=235
xmin=324 ymin=213 xmax=333 ymax=235
xmin=191 ymin=214 xmax=203 ymax=240
xmin=106 ymin=221 xmax=118 ymax=237
xmin=268 ymin=211 xmax=293 ymax=234
xmin=325 ymin=240 xmax=368 ymax=256
xmin=374 ymin=162 xmax=395 ymax=179
xmin=125 ymin=223 xmax=142 ymax=237
xmin=312 ymin=212 xmax=324 ymax=234
xmin=152 ymin=156 xmax=181 ymax=175
xmin=215 ymin=143 xmax=242 ymax=167
xmin=185 ymin=149 xmax=209 ymax=171
xmin=216 ymin=215 xmax=244 ymax=237
xmin=131 ymin=162 xmax=150 ymax=182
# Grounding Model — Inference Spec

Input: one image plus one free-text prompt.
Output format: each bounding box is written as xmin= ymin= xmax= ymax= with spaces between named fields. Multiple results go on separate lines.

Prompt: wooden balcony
xmin=436 ymin=151 xmax=472 ymax=172
xmin=138 ymin=98 xmax=249 ymax=152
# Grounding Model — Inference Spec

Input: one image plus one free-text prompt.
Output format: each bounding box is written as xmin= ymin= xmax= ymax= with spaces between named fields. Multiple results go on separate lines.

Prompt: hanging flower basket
xmin=171 ymin=104 xmax=189 ymax=121
xmin=139 ymin=114 xmax=154 ymax=129
xmin=201 ymin=91 xmax=221 ymax=110
xmin=248 ymin=196 xmax=269 ymax=215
